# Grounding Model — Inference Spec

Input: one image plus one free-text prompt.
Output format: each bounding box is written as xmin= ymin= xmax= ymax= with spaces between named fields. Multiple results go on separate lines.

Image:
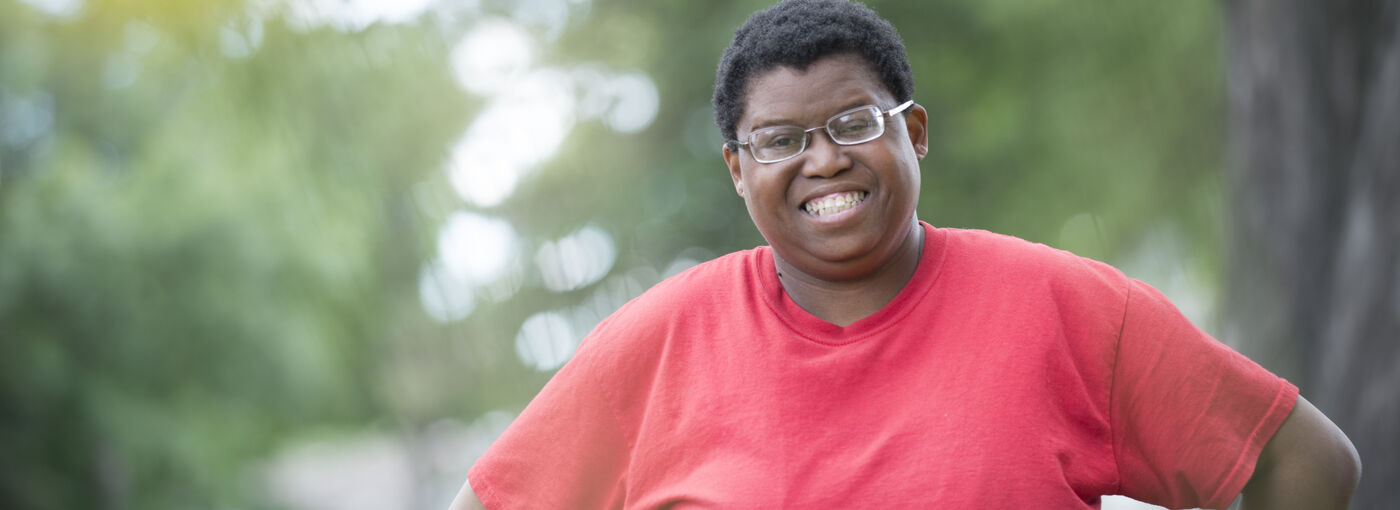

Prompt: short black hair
xmin=713 ymin=0 xmax=915 ymax=145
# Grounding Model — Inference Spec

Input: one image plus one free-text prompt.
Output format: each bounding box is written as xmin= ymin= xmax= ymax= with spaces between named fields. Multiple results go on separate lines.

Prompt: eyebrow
xmin=745 ymin=98 xmax=878 ymax=133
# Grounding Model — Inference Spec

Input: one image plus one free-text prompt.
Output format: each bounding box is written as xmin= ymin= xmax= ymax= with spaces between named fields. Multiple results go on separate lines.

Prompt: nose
xmin=799 ymin=128 xmax=851 ymax=178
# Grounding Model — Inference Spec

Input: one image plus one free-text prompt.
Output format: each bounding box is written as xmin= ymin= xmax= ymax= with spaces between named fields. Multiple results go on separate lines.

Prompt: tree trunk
xmin=1223 ymin=0 xmax=1399 ymax=507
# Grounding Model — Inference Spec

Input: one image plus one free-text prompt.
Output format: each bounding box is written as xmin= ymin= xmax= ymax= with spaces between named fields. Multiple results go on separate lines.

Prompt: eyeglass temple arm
xmin=886 ymin=100 xmax=915 ymax=117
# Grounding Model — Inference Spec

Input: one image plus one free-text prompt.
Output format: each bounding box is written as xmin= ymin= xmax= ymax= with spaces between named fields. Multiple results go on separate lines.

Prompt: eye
xmin=766 ymin=135 xmax=798 ymax=148
xmin=835 ymin=119 xmax=876 ymax=136
xmin=755 ymin=129 xmax=803 ymax=150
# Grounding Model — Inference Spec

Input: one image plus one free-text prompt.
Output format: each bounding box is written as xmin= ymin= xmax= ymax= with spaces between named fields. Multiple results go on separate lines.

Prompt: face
xmin=723 ymin=53 xmax=929 ymax=283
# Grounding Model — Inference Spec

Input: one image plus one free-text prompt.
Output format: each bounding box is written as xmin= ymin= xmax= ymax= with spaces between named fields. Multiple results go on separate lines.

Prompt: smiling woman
xmin=450 ymin=1 xmax=1357 ymax=509
xmin=722 ymin=53 xmax=929 ymax=325
xmin=721 ymin=54 xmax=927 ymax=325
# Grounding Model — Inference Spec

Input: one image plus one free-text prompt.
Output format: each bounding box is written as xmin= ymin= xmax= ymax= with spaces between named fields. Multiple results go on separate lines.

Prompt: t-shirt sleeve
xmin=467 ymin=337 xmax=632 ymax=510
xmin=1111 ymin=279 xmax=1298 ymax=509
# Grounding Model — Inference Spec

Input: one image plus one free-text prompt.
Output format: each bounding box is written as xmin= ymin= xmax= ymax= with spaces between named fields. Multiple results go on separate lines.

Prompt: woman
xmin=453 ymin=1 xmax=1360 ymax=508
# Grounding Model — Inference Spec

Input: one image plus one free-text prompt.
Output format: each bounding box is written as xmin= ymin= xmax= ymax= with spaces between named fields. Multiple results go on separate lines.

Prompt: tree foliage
xmin=1 ymin=1 xmax=1227 ymax=507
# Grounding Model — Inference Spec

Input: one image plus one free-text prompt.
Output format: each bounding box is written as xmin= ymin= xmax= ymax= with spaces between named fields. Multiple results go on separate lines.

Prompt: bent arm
xmin=1239 ymin=395 xmax=1360 ymax=509
xmin=448 ymin=480 xmax=487 ymax=510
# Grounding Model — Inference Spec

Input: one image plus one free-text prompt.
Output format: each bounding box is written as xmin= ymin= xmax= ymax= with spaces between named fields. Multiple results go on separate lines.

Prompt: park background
xmin=2 ymin=0 xmax=1395 ymax=509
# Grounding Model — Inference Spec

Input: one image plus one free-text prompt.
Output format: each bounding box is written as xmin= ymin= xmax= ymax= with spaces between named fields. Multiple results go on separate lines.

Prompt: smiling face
xmin=723 ymin=53 xmax=929 ymax=283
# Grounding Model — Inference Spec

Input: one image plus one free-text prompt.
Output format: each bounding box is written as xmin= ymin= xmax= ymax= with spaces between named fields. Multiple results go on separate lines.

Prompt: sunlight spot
xmin=446 ymin=69 xmax=574 ymax=207
xmin=16 ymin=0 xmax=84 ymax=19
xmin=437 ymin=211 xmax=518 ymax=285
xmin=477 ymin=258 xmax=524 ymax=303
xmin=571 ymin=66 xmax=612 ymax=120
xmin=418 ymin=261 xmax=475 ymax=322
xmin=510 ymin=0 xmax=590 ymax=40
xmin=446 ymin=137 xmax=520 ymax=208
xmin=450 ymin=19 xmax=534 ymax=95
xmin=536 ymin=225 xmax=616 ymax=292
xmin=428 ymin=0 xmax=481 ymax=25
xmin=603 ymin=72 xmax=659 ymax=133
xmin=569 ymin=272 xmax=650 ymax=335
xmin=0 ymin=91 xmax=55 ymax=148
xmin=570 ymin=66 xmax=662 ymax=133
xmin=277 ymin=0 xmax=439 ymax=32
xmin=483 ymin=69 xmax=576 ymax=167
xmin=515 ymin=311 xmax=577 ymax=371
xmin=220 ymin=17 xmax=265 ymax=59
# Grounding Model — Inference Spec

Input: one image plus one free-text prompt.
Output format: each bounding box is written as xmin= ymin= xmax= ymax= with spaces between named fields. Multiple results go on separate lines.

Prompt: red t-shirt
xmin=468 ymin=223 xmax=1297 ymax=509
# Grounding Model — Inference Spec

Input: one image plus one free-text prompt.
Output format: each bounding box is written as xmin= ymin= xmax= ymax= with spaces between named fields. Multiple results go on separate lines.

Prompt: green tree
xmin=1 ymin=1 xmax=1230 ymax=508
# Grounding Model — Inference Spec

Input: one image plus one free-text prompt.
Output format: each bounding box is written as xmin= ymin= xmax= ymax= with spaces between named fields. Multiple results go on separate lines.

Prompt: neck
xmin=774 ymin=222 xmax=925 ymax=327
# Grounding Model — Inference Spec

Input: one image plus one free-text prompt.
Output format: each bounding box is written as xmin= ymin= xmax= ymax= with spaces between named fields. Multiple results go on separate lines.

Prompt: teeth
xmin=803 ymin=191 xmax=867 ymax=216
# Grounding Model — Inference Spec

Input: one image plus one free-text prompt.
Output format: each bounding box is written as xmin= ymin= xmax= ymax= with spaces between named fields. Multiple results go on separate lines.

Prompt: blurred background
xmin=1 ymin=0 xmax=1394 ymax=509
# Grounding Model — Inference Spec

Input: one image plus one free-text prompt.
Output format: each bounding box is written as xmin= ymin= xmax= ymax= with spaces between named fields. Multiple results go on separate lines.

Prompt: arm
xmin=1239 ymin=395 xmax=1360 ymax=509
xmin=447 ymin=481 xmax=487 ymax=510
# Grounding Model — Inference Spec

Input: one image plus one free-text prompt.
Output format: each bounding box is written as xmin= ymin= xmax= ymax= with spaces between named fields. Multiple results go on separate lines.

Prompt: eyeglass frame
xmin=727 ymin=100 xmax=916 ymax=164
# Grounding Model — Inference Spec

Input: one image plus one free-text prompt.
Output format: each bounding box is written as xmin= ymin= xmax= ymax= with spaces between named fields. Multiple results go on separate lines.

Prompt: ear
xmin=723 ymin=143 xmax=745 ymax=196
xmin=903 ymin=103 xmax=929 ymax=160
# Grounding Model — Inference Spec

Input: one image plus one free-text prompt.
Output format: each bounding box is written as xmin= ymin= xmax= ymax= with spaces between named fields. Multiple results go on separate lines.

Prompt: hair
xmin=713 ymin=0 xmax=915 ymax=145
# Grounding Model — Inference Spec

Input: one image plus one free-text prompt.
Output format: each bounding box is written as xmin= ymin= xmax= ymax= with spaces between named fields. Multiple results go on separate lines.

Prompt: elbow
xmin=1241 ymin=396 xmax=1361 ymax=508
xmin=1318 ymin=408 xmax=1362 ymax=496
xmin=1339 ymin=433 xmax=1362 ymax=493
xmin=1308 ymin=405 xmax=1362 ymax=501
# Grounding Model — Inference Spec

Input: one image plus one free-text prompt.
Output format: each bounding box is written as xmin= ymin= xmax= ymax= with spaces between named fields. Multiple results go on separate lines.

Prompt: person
xmin=450 ymin=1 xmax=1361 ymax=508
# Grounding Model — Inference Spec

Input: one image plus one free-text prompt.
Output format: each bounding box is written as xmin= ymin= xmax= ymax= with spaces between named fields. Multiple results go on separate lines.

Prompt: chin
xmin=781 ymin=241 xmax=885 ymax=280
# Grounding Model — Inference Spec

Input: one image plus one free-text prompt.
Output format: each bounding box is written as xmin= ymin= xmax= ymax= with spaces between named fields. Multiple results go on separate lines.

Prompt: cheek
xmin=747 ymin=172 xmax=787 ymax=203
xmin=878 ymin=146 xmax=922 ymax=185
xmin=738 ymin=175 xmax=766 ymax=209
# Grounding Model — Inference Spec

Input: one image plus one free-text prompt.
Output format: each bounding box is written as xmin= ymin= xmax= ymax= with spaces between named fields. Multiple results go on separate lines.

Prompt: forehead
xmin=738 ymin=54 xmax=895 ymax=132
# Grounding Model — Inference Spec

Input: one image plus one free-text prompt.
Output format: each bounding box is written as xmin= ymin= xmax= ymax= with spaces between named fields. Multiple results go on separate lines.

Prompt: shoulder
xmin=575 ymin=247 xmax=763 ymax=358
xmin=941 ymin=228 xmax=1129 ymax=293
xmin=935 ymin=227 xmax=1133 ymax=329
xmin=636 ymin=247 xmax=762 ymax=311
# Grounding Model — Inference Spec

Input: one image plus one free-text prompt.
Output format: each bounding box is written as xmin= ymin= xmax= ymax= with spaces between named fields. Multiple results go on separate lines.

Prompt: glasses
xmin=730 ymin=100 xmax=914 ymax=164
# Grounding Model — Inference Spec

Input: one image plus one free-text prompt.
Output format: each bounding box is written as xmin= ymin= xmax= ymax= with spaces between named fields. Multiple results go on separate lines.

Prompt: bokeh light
xmin=273 ymin=0 xmax=440 ymax=32
xmin=15 ymin=0 xmax=83 ymax=19
xmin=450 ymin=18 xmax=535 ymax=96
xmin=436 ymin=211 xmax=518 ymax=285
xmin=0 ymin=91 xmax=54 ymax=148
xmin=12 ymin=1 xmax=1365 ymax=509
xmin=601 ymin=72 xmax=659 ymax=133
xmin=536 ymin=225 xmax=616 ymax=292
xmin=418 ymin=260 xmax=476 ymax=322
xmin=219 ymin=17 xmax=265 ymax=59
xmin=418 ymin=211 xmax=519 ymax=322
xmin=514 ymin=310 xmax=577 ymax=371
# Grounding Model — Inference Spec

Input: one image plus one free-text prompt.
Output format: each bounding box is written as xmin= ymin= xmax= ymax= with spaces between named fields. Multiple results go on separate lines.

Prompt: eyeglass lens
xmin=749 ymin=106 xmax=886 ymax=163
